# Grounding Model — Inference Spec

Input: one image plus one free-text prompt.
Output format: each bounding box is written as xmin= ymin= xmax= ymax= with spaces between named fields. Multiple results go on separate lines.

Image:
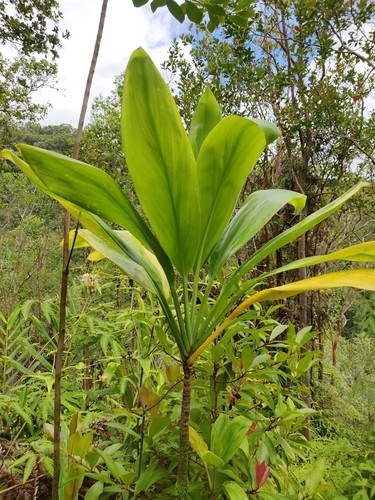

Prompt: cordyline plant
xmin=2 ymin=48 xmax=375 ymax=497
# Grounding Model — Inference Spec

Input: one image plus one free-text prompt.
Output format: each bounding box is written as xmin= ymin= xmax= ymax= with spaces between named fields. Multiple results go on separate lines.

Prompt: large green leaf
xmin=58 ymin=200 xmax=171 ymax=300
xmin=3 ymin=149 xmax=171 ymax=296
xmin=17 ymin=146 xmax=147 ymax=242
xmin=200 ymin=182 xmax=370 ymax=343
xmin=197 ymin=116 xmax=266 ymax=265
xmin=209 ymin=189 xmax=306 ymax=276
xmin=189 ymin=86 xmax=222 ymax=159
xmin=1 ymin=146 xmax=175 ymax=283
xmin=122 ymin=48 xmax=200 ymax=276
xmin=230 ymin=182 xmax=370 ymax=284
xmin=188 ymin=268 xmax=375 ymax=364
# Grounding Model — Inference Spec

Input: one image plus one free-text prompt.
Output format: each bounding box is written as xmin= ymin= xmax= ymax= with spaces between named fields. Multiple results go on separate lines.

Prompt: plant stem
xmin=183 ymin=279 xmax=192 ymax=347
xmin=177 ymin=361 xmax=192 ymax=499
xmin=52 ymin=2 xmax=109 ymax=496
xmin=52 ymin=212 xmax=70 ymax=499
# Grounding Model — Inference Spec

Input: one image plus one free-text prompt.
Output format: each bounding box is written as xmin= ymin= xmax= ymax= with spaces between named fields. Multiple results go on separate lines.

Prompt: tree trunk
xmin=177 ymin=361 xmax=192 ymax=499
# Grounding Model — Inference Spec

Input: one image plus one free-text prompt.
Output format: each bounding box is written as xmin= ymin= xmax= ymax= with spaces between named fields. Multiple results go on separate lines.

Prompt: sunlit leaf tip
xmin=247 ymin=117 xmax=281 ymax=145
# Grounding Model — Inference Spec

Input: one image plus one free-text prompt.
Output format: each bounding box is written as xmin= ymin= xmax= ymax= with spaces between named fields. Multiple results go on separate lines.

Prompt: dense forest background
xmin=0 ymin=0 xmax=374 ymax=498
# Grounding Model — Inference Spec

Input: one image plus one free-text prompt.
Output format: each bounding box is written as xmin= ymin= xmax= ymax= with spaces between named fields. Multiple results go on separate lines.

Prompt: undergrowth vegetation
xmin=1 ymin=274 xmax=374 ymax=498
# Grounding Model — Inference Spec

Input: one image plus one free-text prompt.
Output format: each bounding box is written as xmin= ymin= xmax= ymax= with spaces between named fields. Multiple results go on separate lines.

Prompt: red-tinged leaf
xmin=255 ymin=457 xmax=271 ymax=489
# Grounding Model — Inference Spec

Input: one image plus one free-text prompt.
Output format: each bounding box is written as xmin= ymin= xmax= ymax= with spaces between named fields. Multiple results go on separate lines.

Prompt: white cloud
xmin=36 ymin=0 xmax=185 ymax=125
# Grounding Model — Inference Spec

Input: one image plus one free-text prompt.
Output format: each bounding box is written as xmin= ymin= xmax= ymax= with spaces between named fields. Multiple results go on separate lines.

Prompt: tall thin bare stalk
xmin=52 ymin=1 xmax=109 ymax=497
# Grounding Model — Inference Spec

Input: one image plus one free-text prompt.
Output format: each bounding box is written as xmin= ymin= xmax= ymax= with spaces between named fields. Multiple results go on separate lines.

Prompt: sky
xmin=35 ymin=0 xmax=186 ymax=126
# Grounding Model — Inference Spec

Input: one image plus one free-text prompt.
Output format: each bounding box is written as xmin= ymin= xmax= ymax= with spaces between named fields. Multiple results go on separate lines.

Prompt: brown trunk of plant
xmin=52 ymin=1 xmax=108 ymax=497
xmin=52 ymin=212 xmax=71 ymax=499
xmin=177 ymin=361 xmax=192 ymax=499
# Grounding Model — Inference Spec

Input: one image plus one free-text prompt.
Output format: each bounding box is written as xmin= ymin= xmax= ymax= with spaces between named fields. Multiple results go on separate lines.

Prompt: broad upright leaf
xmin=122 ymin=48 xmax=200 ymax=276
xmin=189 ymin=87 xmax=222 ymax=158
xmin=197 ymin=116 xmax=266 ymax=265
xmin=210 ymin=189 xmax=306 ymax=276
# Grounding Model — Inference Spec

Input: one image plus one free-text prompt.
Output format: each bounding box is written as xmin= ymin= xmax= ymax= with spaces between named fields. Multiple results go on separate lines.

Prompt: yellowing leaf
xmin=165 ymin=364 xmax=181 ymax=385
xmin=188 ymin=269 xmax=375 ymax=364
xmin=263 ymin=241 xmax=375 ymax=278
xmin=189 ymin=426 xmax=208 ymax=459
xmin=88 ymin=249 xmax=105 ymax=261
xmin=139 ymin=386 xmax=160 ymax=422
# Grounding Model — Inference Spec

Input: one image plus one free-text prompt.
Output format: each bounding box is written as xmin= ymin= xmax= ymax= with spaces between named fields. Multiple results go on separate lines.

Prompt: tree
xmin=3 ymin=49 xmax=375 ymax=498
xmin=80 ymin=75 xmax=125 ymax=181
xmin=131 ymin=0 xmax=257 ymax=31
xmin=0 ymin=0 xmax=68 ymax=146
xmin=0 ymin=55 xmax=57 ymax=146
xmin=11 ymin=122 xmax=76 ymax=154
xmin=0 ymin=0 xmax=68 ymax=57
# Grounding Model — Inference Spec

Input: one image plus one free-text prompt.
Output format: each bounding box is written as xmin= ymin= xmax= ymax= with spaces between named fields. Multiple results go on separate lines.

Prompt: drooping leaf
xmin=2 ymin=147 xmax=176 ymax=293
xmin=15 ymin=146 xmax=149 ymax=244
xmin=242 ymin=269 xmax=375 ymax=305
xmin=150 ymin=0 xmax=167 ymax=12
xmin=122 ymin=48 xmax=200 ymax=275
xmin=60 ymin=201 xmax=171 ymax=298
xmin=1 ymin=147 xmax=173 ymax=278
xmin=223 ymin=182 xmax=370 ymax=292
xmin=189 ymin=269 xmax=375 ymax=364
xmin=207 ymin=13 xmax=220 ymax=31
xmin=189 ymin=86 xmax=222 ymax=158
xmin=78 ymin=228 xmax=170 ymax=296
xmin=197 ymin=117 xmax=266 ymax=265
xmin=210 ymin=189 xmax=306 ymax=276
